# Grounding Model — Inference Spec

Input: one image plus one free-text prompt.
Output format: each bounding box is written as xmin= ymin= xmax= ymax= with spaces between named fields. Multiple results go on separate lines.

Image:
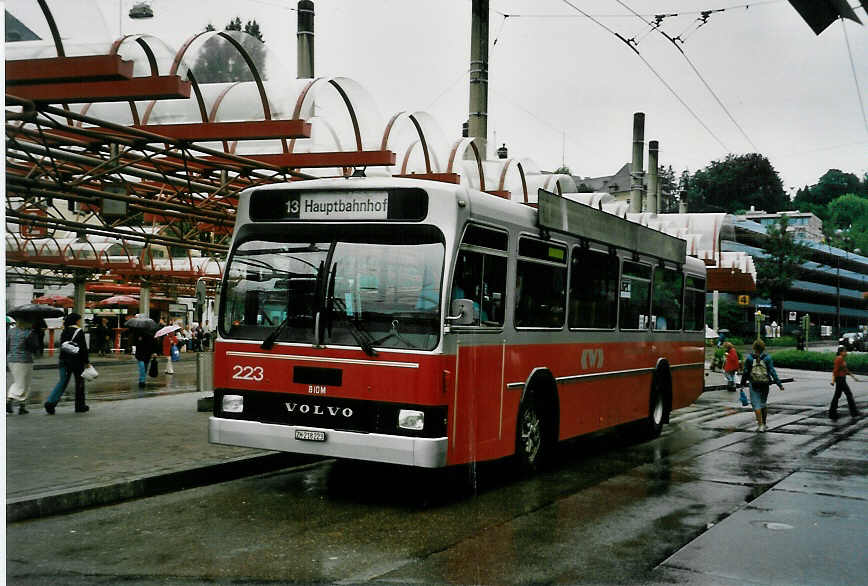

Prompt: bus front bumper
xmin=209 ymin=416 xmax=448 ymax=468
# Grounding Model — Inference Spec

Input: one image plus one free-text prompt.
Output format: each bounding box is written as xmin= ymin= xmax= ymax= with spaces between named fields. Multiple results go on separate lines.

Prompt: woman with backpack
xmin=740 ymin=339 xmax=784 ymax=432
xmin=44 ymin=313 xmax=91 ymax=415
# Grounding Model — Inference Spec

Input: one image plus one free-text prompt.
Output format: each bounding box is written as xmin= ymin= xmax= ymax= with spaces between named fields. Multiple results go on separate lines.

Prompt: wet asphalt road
xmin=6 ymin=367 xmax=867 ymax=584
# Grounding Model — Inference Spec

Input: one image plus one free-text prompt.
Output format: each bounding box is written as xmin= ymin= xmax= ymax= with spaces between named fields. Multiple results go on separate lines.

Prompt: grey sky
xmin=95 ymin=0 xmax=867 ymax=192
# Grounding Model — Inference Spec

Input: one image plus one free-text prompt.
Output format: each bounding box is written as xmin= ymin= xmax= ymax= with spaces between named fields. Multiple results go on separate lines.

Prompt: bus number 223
xmin=232 ymin=365 xmax=264 ymax=381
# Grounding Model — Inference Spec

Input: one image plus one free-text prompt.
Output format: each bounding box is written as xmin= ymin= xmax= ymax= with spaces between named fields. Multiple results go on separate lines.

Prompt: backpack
xmin=750 ymin=354 xmax=770 ymax=384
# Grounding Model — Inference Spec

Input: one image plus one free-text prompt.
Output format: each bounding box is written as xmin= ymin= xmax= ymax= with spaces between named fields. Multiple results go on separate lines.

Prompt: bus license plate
xmin=295 ymin=429 xmax=326 ymax=442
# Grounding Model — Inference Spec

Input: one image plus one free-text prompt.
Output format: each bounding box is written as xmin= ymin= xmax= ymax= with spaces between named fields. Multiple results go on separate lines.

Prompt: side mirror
xmin=446 ymin=299 xmax=476 ymax=326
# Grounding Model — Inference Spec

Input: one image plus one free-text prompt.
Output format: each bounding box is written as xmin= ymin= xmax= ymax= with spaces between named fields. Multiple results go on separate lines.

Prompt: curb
xmin=6 ymin=452 xmax=322 ymax=522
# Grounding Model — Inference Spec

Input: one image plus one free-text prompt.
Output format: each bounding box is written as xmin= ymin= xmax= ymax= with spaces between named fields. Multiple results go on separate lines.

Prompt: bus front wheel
xmin=516 ymin=391 xmax=546 ymax=474
xmin=644 ymin=380 xmax=667 ymax=439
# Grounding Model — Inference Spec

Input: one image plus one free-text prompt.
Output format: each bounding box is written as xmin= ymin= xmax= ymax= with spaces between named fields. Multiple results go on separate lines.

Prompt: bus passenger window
xmin=515 ymin=238 xmax=567 ymax=328
xmin=652 ymin=266 xmax=683 ymax=330
xmin=619 ymin=261 xmax=652 ymax=330
xmin=569 ymin=247 xmax=618 ymax=329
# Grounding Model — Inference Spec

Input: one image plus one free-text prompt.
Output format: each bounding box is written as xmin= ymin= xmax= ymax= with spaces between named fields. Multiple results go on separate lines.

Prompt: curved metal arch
xmin=289 ymin=77 xmax=364 ymax=153
xmin=381 ymin=112 xmax=432 ymax=173
xmin=103 ymin=34 xmax=171 ymax=126
xmin=446 ymin=138 xmax=485 ymax=192
xmin=36 ymin=0 xmax=64 ymax=57
xmin=497 ymin=159 xmax=529 ymax=203
xmin=162 ymin=30 xmax=272 ymax=126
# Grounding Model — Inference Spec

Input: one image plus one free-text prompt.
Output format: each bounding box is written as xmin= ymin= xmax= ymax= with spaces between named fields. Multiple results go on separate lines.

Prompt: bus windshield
xmin=221 ymin=229 xmax=445 ymax=351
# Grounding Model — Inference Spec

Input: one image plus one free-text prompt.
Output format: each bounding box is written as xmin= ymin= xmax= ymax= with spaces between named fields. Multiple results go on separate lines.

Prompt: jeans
xmin=47 ymin=362 xmax=86 ymax=409
xmin=830 ymin=377 xmax=858 ymax=418
xmin=138 ymin=360 xmax=147 ymax=383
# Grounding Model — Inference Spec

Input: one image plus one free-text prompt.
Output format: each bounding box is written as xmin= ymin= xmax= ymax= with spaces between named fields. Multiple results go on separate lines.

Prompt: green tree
xmin=554 ymin=166 xmax=571 ymax=175
xmin=755 ymin=216 xmax=811 ymax=326
xmin=792 ymin=169 xmax=866 ymax=222
xmin=687 ymin=153 xmax=787 ymax=213
xmin=658 ymin=165 xmax=677 ymax=212
xmin=192 ymin=17 xmax=267 ymax=83
xmin=826 ymin=194 xmax=868 ymax=253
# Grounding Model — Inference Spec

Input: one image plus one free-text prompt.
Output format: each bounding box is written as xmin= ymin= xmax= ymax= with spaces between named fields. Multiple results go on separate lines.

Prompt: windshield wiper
xmin=328 ymin=297 xmax=378 ymax=357
xmin=261 ymin=261 xmax=325 ymax=350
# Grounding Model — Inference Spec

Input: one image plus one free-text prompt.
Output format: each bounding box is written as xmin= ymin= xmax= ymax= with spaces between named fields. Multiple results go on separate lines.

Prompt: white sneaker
xmin=756 ymin=424 xmax=763 ymax=432
xmin=760 ymin=424 xmax=767 ymax=433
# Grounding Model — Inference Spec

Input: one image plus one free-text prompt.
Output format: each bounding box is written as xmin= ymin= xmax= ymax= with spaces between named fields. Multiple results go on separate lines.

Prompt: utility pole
xmin=297 ymin=0 xmax=314 ymax=79
xmin=629 ymin=112 xmax=645 ymax=213
xmin=468 ymin=0 xmax=489 ymax=159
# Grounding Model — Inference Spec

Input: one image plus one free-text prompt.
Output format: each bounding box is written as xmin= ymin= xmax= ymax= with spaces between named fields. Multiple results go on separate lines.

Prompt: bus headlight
xmin=222 ymin=394 xmax=244 ymax=413
xmin=398 ymin=409 xmax=424 ymax=431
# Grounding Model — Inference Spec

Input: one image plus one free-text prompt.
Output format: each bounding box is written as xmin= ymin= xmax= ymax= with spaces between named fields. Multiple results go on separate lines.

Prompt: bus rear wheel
xmin=516 ymin=391 xmax=546 ymax=474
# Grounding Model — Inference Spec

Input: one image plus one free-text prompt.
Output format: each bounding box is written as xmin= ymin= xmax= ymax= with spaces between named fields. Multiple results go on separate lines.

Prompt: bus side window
xmin=619 ymin=261 xmax=652 ymax=330
xmin=652 ymin=266 xmax=683 ymax=330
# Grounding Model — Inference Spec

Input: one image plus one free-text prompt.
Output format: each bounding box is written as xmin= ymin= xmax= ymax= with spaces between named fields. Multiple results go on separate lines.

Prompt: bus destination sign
xmin=249 ymin=188 xmax=428 ymax=222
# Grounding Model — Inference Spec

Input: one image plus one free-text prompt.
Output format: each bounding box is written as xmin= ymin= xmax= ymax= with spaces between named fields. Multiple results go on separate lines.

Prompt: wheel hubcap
xmin=652 ymin=394 xmax=663 ymax=425
xmin=520 ymin=407 xmax=541 ymax=462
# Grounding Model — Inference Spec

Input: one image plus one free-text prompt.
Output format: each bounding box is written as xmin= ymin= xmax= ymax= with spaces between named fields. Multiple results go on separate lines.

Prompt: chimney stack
xmin=629 ymin=112 xmax=645 ymax=213
xmin=646 ymin=140 xmax=659 ymax=214
xmin=468 ymin=0 xmax=489 ymax=158
xmin=297 ymin=1 xmax=314 ymax=79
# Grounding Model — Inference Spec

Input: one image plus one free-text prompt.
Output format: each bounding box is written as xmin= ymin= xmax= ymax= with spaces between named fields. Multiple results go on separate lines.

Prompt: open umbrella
xmin=124 ymin=315 xmax=158 ymax=332
xmin=154 ymin=324 xmax=181 ymax=338
xmin=8 ymin=303 xmax=65 ymax=319
xmin=33 ymin=294 xmax=74 ymax=308
xmin=98 ymin=295 xmax=139 ymax=308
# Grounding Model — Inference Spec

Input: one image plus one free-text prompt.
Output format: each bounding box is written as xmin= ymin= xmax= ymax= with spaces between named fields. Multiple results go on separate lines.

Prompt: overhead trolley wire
xmin=612 ymin=0 xmax=759 ymax=152
xmin=560 ymin=0 xmax=731 ymax=152
xmin=495 ymin=1 xmax=783 ymax=20
xmin=840 ymin=18 xmax=868 ymax=136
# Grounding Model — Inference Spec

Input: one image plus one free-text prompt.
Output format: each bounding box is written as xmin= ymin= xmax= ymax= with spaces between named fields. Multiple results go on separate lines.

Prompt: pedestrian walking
xmin=93 ymin=317 xmax=110 ymax=357
xmin=829 ymin=345 xmax=861 ymax=420
xmin=723 ymin=341 xmax=740 ymax=392
xmin=739 ymin=339 xmax=784 ymax=433
xmin=134 ymin=331 xmax=156 ymax=388
xmin=6 ymin=319 xmax=39 ymax=414
xmin=44 ymin=313 xmax=91 ymax=414
xmin=162 ymin=331 xmax=179 ymax=375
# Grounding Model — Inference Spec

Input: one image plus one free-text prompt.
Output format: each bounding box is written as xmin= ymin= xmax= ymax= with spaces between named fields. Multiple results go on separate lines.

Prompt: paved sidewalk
xmin=5 ymin=358 xmax=315 ymax=522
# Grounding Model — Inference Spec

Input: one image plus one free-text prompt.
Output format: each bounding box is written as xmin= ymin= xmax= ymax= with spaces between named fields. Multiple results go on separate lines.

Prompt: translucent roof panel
xmin=5 ymin=0 xmax=112 ymax=59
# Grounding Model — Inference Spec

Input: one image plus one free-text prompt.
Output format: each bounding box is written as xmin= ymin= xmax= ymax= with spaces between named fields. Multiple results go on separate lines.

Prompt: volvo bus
xmin=209 ymin=177 xmax=706 ymax=471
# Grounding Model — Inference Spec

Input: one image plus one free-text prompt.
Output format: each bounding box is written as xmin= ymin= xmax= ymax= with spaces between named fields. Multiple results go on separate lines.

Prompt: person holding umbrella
xmin=7 ymin=303 xmax=63 ymax=414
xmin=45 ymin=313 xmax=91 ymax=414
xmin=126 ymin=314 xmax=159 ymax=388
xmin=6 ymin=317 xmax=39 ymax=414
xmin=155 ymin=323 xmax=181 ymax=375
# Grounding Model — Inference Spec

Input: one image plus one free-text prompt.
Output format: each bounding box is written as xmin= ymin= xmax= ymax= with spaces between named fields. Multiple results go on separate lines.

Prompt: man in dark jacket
xmin=44 ymin=313 xmax=90 ymax=414
xmin=134 ymin=331 xmax=155 ymax=388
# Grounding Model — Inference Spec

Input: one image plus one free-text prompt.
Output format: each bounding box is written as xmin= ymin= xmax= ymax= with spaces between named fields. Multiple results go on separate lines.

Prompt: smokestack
xmin=679 ymin=190 xmax=688 ymax=214
xmin=647 ymin=140 xmax=659 ymax=214
xmin=629 ymin=112 xmax=645 ymax=213
xmin=468 ymin=0 xmax=489 ymax=158
xmin=297 ymin=0 xmax=314 ymax=79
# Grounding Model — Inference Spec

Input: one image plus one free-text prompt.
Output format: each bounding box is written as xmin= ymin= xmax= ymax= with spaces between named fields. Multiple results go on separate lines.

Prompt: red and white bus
xmin=209 ymin=177 xmax=706 ymax=471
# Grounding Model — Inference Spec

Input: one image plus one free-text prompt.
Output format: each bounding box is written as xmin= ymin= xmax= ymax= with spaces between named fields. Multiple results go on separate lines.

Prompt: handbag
xmin=148 ymin=357 xmax=159 ymax=378
xmin=739 ymin=388 xmax=749 ymax=407
xmin=82 ymin=364 xmax=99 ymax=381
xmin=170 ymin=344 xmax=180 ymax=362
xmin=60 ymin=327 xmax=82 ymax=355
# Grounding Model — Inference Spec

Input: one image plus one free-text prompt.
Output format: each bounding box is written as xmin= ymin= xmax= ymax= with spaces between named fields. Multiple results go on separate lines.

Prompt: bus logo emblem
xmin=285 ymin=402 xmax=353 ymax=418
xmin=581 ymin=348 xmax=604 ymax=370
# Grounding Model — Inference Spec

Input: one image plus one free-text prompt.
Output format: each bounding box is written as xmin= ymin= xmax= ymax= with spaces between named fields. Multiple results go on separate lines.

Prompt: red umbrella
xmin=33 ymin=294 xmax=74 ymax=308
xmin=97 ymin=295 xmax=140 ymax=308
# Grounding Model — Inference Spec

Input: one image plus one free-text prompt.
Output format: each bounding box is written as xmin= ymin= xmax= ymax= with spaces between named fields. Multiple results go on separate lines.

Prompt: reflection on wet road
xmin=6 ymin=367 xmax=867 ymax=584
